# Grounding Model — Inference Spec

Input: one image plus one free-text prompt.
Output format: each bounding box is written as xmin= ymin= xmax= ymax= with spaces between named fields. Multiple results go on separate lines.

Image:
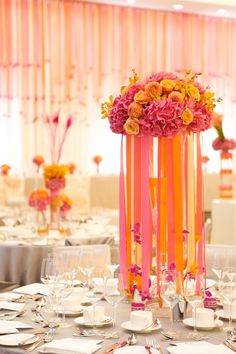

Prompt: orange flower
xmin=181 ymin=108 xmax=193 ymax=125
xmin=32 ymin=155 xmax=44 ymax=167
xmin=93 ymin=155 xmax=103 ymax=165
xmin=124 ymin=118 xmax=140 ymax=135
xmin=134 ymin=90 xmax=151 ymax=105
xmin=202 ymin=156 xmax=209 ymax=163
xmin=1 ymin=164 xmax=10 ymax=176
xmin=168 ymin=91 xmax=185 ymax=103
xmin=145 ymin=82 xmax=162 ymax=99
xmin=128 ymin=102 xmax=143 ymax=119
xmin=160 ymin=79 xmax=175 ymax=93
xmin=67 ymin=163 xmax=76 ymax=174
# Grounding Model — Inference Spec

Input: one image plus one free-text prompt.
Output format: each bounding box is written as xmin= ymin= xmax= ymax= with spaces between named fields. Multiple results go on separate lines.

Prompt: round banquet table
xmin=0 ymin=244 xmax=52 ymax=286
xmin=0 ymin=298 xmax=230 ymax=354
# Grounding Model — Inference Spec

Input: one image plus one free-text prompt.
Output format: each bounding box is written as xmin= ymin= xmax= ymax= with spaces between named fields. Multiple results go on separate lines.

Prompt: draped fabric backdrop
xmin=0 ymin=0 xmax=236 ymax=174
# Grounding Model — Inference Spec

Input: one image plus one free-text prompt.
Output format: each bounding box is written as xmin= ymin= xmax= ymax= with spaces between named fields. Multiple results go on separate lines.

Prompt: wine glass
xmin=104 ymin=273 xmax=125 ymax=328
xmin=219 ymin=280 xmax=236 ymax=331
xmin=160 ymin=270 xmax=183 ymax=333
xmin=78 ymin=250 xmax=95 ymax=288
xmin=106 ymin=264 xmax=119 ymax=277
xmin=184 ymin=273 xmax=205 ymax=338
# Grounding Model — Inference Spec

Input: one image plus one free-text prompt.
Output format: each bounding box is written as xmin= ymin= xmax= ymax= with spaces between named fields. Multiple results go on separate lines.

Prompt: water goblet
xmin=104 ymin=273 xmax=125 ymax=328
xmin=160 ymin=270 xmax=183 ymax=333
xmin=184 ymin=273 xmax=205 ymax=339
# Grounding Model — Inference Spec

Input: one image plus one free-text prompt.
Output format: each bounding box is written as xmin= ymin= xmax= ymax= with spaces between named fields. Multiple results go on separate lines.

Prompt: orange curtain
xmin=0 ymin=1 xmax=236 ymax=123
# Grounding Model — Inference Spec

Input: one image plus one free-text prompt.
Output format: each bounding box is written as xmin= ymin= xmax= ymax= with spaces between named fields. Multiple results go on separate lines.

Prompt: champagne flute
xmin=184 ymin=273 xmax=204 ymax=338
xmin=104 ymin=273 xmax=125 ymax=328
xmin=160 ymin=270 xmax=183 ymax=333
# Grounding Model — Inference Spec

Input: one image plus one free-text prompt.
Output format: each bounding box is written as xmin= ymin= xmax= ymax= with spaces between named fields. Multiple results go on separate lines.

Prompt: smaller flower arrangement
xmin=1 ymin=164 xmax=11 ymax=176
xmin=28 ymin=188 xmax=50 ymax=212
xmin=212 ymin=113 xmax=236 ymax=152
xmin=93 ymin=155 xmax=103 ymax=174
xmin=32 ymin=155 xmax=44 ymax=173
xmin=44 ymin=165 xmax=69 ymax=191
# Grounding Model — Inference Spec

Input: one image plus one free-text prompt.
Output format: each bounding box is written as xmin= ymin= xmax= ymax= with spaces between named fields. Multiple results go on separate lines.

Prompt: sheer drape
xmin=0 ymin=1 xmax=236 ymax=173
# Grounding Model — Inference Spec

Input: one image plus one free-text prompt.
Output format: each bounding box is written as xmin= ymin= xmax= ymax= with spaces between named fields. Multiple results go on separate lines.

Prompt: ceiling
xmin=80 ymin=0 xmax=236 ymax=19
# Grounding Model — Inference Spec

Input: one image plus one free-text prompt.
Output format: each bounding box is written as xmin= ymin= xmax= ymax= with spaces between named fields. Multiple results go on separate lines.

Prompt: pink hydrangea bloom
xmin=109 ymin=84 xmax=143 ymax=134
xmin=146 ymin=72 xmax=178 ymax=83
xmin=140 ymin=99 xmax=184 ymax=137
xmin=46 ymin=179 xmax=65 ymax=191
xmin=212 ymin=137 xmax=236 ymax=152
xmin=193 ymin=81 xmax=205 ymax=94
xmin=187 ymin=103 xmax=212 ymax=133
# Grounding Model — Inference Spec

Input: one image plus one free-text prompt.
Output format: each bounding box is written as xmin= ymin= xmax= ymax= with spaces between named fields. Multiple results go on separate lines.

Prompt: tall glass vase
xmin=49 ymin=189 xmax=61 ymax=230
xmin=219 ymin=151 xmax=233 ymax=199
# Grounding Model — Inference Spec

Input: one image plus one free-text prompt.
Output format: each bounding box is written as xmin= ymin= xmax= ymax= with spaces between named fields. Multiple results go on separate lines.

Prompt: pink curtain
xmin=0 ymin=1 xmax=236 ymax=122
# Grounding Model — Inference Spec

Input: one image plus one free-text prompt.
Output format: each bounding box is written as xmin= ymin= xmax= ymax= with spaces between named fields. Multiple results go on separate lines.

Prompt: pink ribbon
xmin=141 ymin=135 xmax=151 ymax=294
xmin=119 ymin=135 xmax=127 ymax=287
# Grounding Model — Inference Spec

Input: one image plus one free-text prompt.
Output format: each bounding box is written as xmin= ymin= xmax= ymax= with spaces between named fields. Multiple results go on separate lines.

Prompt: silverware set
xmin=19 ymin=327 xmax=56 ymax=352
xmin=73 ymin=327 xmax=120 ymax=339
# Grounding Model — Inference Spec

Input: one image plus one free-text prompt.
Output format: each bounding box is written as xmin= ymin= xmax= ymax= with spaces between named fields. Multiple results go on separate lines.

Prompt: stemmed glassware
xmin=184 ymin=273 xmax=205 ymax=338
xmin=160 ymin=270 xmax=183 ymax=333
xmin=219 ymin=279 xmax=236 ymax=331
xmin=104 ymin=273 xmax=125 ymax=328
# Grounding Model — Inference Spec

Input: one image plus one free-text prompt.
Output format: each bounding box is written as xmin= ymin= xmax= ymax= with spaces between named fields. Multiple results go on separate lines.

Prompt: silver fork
xmin=22 ymin=328 xmax=55 ymax=352
xmin=146 ymin=337 xmax=163 ymax=354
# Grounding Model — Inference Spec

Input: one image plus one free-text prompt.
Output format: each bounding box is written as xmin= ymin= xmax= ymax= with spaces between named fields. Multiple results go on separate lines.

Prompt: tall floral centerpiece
xmin=93 ymin=155 xmax=103 ymax=174
xmin=102 ymin=70 xmax=218 ymax=298
xmin=28 ymin=188 xmax=50 ymax=233
xmin=212 ymin=113 xmax=236 ymax=198
xmin=43 ymin=113 xmax=72 ymax=230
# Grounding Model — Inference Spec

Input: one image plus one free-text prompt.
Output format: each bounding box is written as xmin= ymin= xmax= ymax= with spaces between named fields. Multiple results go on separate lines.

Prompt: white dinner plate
xmin=216 ymin=310 xmax=236 ymax=321
xmin=74 ymin=315 xmax=112 ymax=327
xmin=121 ymin=321 xmax=162 ymax=334
xmin=183 ymin=318 xmax=223 ymax=330
xmin=114 ymin=346 xmax=159 ymax=354
xmin=0 ymin=333 xmax=35 ymax=346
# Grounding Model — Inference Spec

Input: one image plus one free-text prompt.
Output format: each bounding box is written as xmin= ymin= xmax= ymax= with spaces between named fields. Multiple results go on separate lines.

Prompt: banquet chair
xmin=205 ymin=244 xmax=236 ymax=280
xmin=53 ymin=245 xmax=111 ymax=278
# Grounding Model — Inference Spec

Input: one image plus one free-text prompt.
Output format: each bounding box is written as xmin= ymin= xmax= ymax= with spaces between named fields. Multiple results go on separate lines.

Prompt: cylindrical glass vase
xmin=49 ymin=190 xmax=61 ymax=230
xmin=219 ymin=151 xmax=233 ymax=199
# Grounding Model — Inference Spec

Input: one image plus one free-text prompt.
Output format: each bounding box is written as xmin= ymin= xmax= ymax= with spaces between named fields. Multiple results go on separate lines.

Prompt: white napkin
xmin=38 ymin=338 xmax=102 ymax=354
xmin=167 ymin=341 xmax=233 ymax=354
xmin=0 ymin=301 xmax=25 ymax=312
xmin=13 ymin=283 xmax=49 ymax=296
xmin=0 ymin=324 xmax=18 ymax=335
xmin=0 ymin=292 xmax=22 ymax=301
xmin=0 ymin=320 xmax=33 ymax=329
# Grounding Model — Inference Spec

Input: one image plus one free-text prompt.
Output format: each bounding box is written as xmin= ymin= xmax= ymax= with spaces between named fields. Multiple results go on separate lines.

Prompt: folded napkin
xmin=0 ymin=324 xmax=18 ymax=335
xmin=0 ymin=292 xmax=22 ymax=301
xmin=0 ymin=301 xmax=25 ymax=312
xmin=13 ymin=283 xmax=49 ymax=296
xmin=167 ymin=341 xmax=233 ymax=354
xmin=38 ymin=338 xmax=102 ymax=354
xmin=0 ymin=320 xmax=32 ymax=329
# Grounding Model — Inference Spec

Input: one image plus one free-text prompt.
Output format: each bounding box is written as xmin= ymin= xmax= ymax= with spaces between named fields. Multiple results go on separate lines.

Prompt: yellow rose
xmin=160 ymin=79 xmax=175 ymax=93
xmin=128 ymin=102 xmax=143 ymax=119
xmin=124 ymin=118 xmax=140 ymax=135
xmin=168 ymin=91 xmax=185 ymax=103
xmin=181 ymin=108 xmax=193 ymax=125
xmin=134 ymin=90 xmax=151 ymax=105
xmin=185 ymin=84 xmax=200 ymax=101
xmin=145 ymin=82 xmax=162 ymax=99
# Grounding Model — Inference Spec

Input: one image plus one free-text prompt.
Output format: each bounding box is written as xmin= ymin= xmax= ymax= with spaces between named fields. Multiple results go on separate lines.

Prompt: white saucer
xmin=0 ymin=333 xmax=35 ymax=346
xmin=74 ymin=315 xmax=112 ymax=327
xmin=57 ymin=309 xmax=83 ymax=317
xmin=114 ymin=346 xmax=159 ymax=354
xmin=183 ymin=318 xmax=223 ymax=330
xmin=216 ymin=310 xmax=236 ymax=321
xmin=121 ymin=321 xmax=162 ymax=333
